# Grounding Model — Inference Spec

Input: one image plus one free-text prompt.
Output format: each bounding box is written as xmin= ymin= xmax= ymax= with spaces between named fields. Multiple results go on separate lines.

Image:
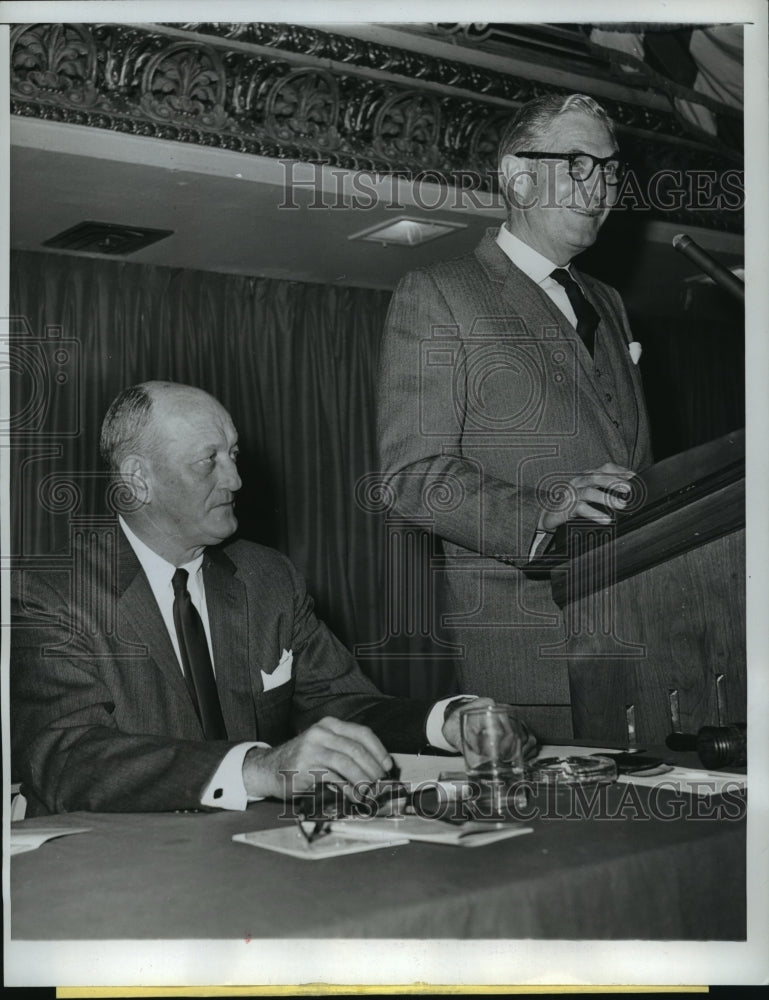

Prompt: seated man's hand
xmin=540 ymin=462 xmax=636 ymax=533
xmin=241 ymin=716 xmax=392 ymax=799
xmin=441 ymin=698 xmax=538 ymax=760
xmin=441 ymin=696 xmax=493 ymax=751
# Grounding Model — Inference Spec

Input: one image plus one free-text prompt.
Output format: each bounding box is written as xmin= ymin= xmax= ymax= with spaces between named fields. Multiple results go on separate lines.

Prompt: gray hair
xmin=498 ymin=93 xmax=617 ymax=166
xmin=99 ymin=383 xmax=156 ymax=471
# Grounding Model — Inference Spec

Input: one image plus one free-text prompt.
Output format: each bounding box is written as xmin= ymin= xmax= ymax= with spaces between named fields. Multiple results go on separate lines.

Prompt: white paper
xmin=9 ymin=826 xmax=91 ymax=856
xmin=331 ymin=815 xmax=533 ymax=847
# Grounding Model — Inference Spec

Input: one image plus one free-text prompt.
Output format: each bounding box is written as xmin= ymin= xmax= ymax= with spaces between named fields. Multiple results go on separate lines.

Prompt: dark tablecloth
xmin=10 ymin=783 xmax=745 ymax=940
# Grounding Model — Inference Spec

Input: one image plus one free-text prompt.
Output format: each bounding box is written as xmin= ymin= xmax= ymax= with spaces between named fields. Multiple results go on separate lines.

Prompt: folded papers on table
xmin=233 ymin=815 xmax=533 ymax=858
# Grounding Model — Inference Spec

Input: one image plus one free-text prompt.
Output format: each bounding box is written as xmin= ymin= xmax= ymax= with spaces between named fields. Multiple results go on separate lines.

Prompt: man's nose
xmin=596 ymin=165 xmax=621 ymax=208
xmin=602 ymin=171 xmax=620 ymax=209
xmin=591 ymin=166 xmax=609 ymax=204
xmin=220 ymin=456 xmax=242 ymax=492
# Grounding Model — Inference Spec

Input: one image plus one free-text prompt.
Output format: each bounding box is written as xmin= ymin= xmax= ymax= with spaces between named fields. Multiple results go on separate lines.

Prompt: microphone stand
xmin=672 ymin=233 xmax=745 ymax=304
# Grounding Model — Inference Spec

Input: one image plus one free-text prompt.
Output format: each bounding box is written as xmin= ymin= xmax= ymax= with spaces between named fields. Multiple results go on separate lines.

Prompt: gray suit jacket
xmin=12 ymin=533 xmax=432 ymax=815
xmin=377 ymin=230 xmax=653 ymax=712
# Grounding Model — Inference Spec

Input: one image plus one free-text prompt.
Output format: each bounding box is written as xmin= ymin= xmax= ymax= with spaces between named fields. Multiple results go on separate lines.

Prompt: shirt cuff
xmin=426 ymin=696 xmax=477 ymax=752
xmin=200 ymin=742 xmax=269 ymax=810
xmin=529 ymin=506 xmax=556 ymax=560
xmin=528 ymin=529 xmax=554 ymax=560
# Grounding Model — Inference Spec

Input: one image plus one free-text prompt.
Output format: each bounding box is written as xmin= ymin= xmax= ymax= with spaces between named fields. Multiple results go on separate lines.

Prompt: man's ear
xmin=118 ymin=455 xmax=151 ymax=506
xmin=500 ymin=153 xmax=536 ymax=207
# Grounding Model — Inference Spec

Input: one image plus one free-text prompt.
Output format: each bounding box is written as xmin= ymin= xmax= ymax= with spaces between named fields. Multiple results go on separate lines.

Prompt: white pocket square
xmin=629 ymin=341 xmax=642 ymax=365
xmin=261 ymin=649 xmax=293 ymax=691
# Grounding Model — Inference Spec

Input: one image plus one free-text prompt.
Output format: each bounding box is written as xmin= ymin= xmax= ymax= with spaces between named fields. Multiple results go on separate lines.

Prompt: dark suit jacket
xmin=11 ymin=532 xmax=432 ymax=815
xmin=377 ymin=230 xmax=654 ymax=714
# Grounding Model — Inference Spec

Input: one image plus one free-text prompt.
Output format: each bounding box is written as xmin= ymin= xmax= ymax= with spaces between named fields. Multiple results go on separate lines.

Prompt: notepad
xmin=233 ymin=826 xmax=409 ymax=860
xmin=10 ymin=826 xmax=91 ymax=856
xmin=330 ymin=815 xmax=533 ymax=848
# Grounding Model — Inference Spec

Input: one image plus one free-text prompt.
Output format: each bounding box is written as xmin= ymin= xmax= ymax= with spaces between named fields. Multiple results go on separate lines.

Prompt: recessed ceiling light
xmin=349 ymin=218 xmax=466 ymax=247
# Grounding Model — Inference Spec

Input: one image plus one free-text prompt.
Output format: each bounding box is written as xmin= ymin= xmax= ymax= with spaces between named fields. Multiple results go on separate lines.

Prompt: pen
xmin=295 ymin=817 xmax=331 ymax=845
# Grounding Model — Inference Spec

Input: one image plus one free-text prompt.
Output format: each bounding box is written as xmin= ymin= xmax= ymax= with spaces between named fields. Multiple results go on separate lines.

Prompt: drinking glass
xmin=460 ymin=705 xmax=525 ymax=818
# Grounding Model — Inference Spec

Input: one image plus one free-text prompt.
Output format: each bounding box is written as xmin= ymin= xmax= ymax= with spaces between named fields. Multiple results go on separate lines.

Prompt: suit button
xmin=595 ymin=368 xmax=602 ymax=377
xmin=605 ymin=392 xmax=613 ymax=402
xmin=612 ymin=419 xmax=620 ymax=427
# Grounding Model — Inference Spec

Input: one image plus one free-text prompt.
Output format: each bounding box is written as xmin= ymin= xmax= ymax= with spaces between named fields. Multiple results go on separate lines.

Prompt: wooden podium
xmin=540 ymin=429 xmax=745 ymax=745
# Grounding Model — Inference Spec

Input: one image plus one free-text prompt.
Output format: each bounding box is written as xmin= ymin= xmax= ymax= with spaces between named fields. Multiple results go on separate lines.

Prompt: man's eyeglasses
xmin=295 ymin=816 xmax=332 ymax=845
xmin=514 ymin=151 xmax=627 ymax=186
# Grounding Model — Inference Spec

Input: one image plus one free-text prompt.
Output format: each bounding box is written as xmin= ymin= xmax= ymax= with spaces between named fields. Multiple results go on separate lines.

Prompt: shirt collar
xmin=119 ymin=516 xmax=205 ymax=583
xmin=496 ymin=224 xmax=571 ymax=285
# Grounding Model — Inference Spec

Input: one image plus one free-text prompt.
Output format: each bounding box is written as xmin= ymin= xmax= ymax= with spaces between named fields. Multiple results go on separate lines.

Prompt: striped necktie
xmin=550 ymin=267 xmax=600 ymax=356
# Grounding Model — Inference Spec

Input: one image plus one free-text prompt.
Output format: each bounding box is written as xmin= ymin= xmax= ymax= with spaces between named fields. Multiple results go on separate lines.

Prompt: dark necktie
xmin=171 ymin=567 xmax=226 ymax=740
xmin=550 ymin=267 xmax=600 ymax=357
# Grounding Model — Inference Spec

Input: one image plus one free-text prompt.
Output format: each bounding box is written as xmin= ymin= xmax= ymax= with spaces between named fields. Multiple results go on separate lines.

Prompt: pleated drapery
xmin=9 ymin=250 xmax=458 ymax=700
xmin=9 ymin=250 xmax=742 ymax=701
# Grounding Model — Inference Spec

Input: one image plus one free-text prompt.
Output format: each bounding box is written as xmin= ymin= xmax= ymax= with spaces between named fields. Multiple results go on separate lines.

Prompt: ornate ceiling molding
xmin=10 ymin=22 xmax=743 ymax=233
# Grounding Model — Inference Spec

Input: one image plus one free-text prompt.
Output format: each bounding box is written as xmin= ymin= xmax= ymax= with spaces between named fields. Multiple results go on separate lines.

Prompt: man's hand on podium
xmin=540 ymin=462 xmax=636 ymax=533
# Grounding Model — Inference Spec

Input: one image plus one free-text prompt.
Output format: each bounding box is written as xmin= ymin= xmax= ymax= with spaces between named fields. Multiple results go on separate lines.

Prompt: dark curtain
xmin=629 ymin=292 xmax=745 ymax=460
xmin=11 ymin=251 xmax=740 ymax=702
xmin=9 ymin=249 xmax=457 ymax=700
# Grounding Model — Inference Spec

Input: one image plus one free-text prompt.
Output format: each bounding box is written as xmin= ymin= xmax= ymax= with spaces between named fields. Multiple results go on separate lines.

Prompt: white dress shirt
xmin=120 ymin=519 xmax=459 ymax=808
xmin=120 ymin=518 xmax=212 ymax=669
xmin=495 ymin=223 xmax=580 ymax=327
xmin=120 ymin=518 xmax=259 ymax=809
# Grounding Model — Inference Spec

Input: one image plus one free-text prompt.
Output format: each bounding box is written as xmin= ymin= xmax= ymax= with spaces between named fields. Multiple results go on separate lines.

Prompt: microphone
xmin=665 ymin=725 xmax=747 ymax=769
xmin=672 ymin=233 xmax=744 ymax=304
xmin=665 ymin=731 xmax=698 ymax=752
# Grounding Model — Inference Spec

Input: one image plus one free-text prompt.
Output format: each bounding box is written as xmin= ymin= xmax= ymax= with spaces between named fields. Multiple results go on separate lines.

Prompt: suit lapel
xmin=476 ymin=229 xmax=586 ymax=347
xmin=203 ymin=547 xmax=259 ymax=741
xmin=474 ymin=230 xmax=632 ymax=457
xmin=476 ymin=230 xmax=602 ymax=385
xmin=116 ymin=535 xmax=202 ymax=727
xmin=577 ymin=270 xmax=642 ymax=460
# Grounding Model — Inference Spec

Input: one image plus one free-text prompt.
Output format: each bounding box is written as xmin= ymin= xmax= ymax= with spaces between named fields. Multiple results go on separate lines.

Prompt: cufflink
xmin=443 ymin=696 xmax=477 ymax=723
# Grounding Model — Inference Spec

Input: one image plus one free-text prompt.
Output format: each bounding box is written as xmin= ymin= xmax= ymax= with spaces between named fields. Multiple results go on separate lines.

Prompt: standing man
xmin=377 ymin=94 xmax=653 ymax=734
xmin=12 ymin=381 xmax=518 ymax=816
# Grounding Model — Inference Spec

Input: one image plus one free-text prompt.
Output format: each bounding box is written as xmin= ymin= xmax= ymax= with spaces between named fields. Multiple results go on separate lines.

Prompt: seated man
xmin=12 ymin=381 xmax=532 ymax=816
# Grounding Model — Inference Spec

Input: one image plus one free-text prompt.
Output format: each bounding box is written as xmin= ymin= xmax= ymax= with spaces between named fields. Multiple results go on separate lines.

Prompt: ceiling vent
xmin=43 ymin=221 xmax=173 ymax=255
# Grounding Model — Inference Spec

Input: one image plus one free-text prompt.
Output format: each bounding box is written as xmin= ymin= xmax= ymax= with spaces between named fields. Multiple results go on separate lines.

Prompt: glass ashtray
xmin=525 ymin=754 xmax=618 ymax=786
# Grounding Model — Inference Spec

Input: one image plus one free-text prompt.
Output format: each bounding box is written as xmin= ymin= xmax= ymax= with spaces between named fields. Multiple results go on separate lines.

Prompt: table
xmin=10 ymin=779 xmax=745 ymax=940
